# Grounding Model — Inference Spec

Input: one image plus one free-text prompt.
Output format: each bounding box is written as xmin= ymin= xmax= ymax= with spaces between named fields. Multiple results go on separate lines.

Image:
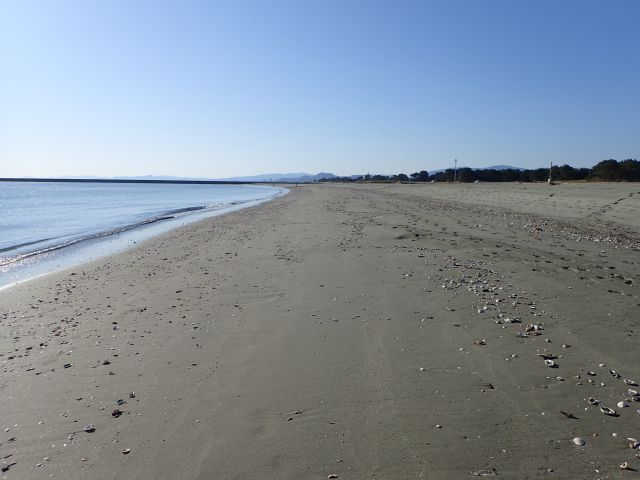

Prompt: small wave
xmin=0 ymin=202 xmax=237 ymax=267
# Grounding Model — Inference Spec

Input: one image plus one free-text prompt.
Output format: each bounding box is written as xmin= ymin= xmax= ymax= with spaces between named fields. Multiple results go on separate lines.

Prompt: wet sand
xmin=1 ymin=182 xmax=639 ymax=479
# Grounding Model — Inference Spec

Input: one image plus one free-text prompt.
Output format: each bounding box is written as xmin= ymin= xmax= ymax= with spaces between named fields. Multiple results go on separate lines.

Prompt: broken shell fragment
xmin=600 ymin=406 xmax=617 ymax=416
xmin=624 ymin=379 xmax=638 ymax=386
xmin=588 ymin=397 xmax=600 ymax=405
xmin=616 ymin=401 xmax=629 ymax=409
xmin=572 ymin=437 xmax=586 ymax=446
xmin=121 ymin=448 xmax=131 ymax=455
xmin=84 ymin=424 xmax=95 ymax=433
xmin=544 ymin=359 xmax=556 ymax=368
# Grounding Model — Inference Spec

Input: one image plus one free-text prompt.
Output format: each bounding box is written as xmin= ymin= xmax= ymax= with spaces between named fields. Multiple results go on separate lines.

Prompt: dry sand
xmin=1 ymin=182 xmax=639 ymax=479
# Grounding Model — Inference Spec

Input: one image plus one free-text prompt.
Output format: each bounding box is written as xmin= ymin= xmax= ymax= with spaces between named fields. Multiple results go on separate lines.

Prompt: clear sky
xmin=1 ymin=0 xmax=638 ymax=178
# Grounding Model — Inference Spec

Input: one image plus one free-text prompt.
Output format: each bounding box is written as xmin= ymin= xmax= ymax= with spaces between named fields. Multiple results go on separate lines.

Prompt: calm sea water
xmin=0 ymin=181 xmax=285 ymax=287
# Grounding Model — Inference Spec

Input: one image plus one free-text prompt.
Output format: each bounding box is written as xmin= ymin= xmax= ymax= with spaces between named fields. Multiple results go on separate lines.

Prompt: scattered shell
xmin=84 ymin=424 xmax=95 ymax=433
xmin=471 ymin=468 xmax=498 ymax=476
xmin=624 ymin=379 xmax=638 ymax=386
xmin=129 ymin=392 xmax=136 ymax=399
xmin=544 ymin=359 xmax=556 ymax=368
xmin=116 ymin=399 xmax=125 ymax=405
xmin=121 ymin=448 xmax=131 ymax=455
xmin=112 ymin=409 xmax=123 ymax=418
xmin=600 ymin=406 xmax=617 ymax=416
xmin=610 ymin=369 xmax=622 ymax=378
xmin=572 ymin=437 xmax=586 ymax=446
xmin=537 ymin=353 xmax=557 ymax=360
xmin=616 ymin=401 xmax=629 ymax=409
xmin=560 ymin=410 xmax=577 ymax=419
xmin=327 ymin=475 xmax=339 ymax=479
xmin=619 ymin=461 xmax=631 ymax=470
xmin=588 ymin=397 xmax=600 ymax=405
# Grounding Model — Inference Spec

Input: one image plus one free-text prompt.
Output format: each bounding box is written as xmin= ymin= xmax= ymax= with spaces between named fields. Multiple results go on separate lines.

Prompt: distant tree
xmin=395 ymin=173 xmax=409 ymax=182
xmin=410 ymin=170 xmax=429 ymax=182
xmin=591 ymin=159 xmax=621 ymax=181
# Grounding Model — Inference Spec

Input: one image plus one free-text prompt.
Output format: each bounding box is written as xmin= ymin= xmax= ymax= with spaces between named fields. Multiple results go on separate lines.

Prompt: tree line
xmin=319 ymin=159 xmax=640 ymax=183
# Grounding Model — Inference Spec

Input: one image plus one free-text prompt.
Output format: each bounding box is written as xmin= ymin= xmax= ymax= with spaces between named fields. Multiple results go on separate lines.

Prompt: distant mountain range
xmin=31 ymin=166 xmax=525 ymax=183
xmin=215 ymin=172 xmax=337 ymax=183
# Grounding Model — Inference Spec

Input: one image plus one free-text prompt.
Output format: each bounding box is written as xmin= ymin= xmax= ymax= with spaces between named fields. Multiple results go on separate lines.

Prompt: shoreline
xmin=1 ymin=183 xmax=639 ymax=479
xmin=0 ymin=186 xmax=288 ymax=290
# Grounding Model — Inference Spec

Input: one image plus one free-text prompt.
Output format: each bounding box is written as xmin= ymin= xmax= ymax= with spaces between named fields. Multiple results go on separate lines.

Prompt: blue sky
xmin=1 ymin=0 xmax=638 ymax=178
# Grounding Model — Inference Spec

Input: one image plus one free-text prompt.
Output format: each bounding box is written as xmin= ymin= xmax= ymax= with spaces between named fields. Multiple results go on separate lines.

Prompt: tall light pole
xmin=453 ymin=158 xmax=458 ymax=183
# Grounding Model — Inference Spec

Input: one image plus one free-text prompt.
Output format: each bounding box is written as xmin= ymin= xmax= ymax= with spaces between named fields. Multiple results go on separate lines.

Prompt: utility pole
xmin=548 ymin=161 xmax=553 ymax=184
xmin=453 ymin=158 xmax=458 ymax=183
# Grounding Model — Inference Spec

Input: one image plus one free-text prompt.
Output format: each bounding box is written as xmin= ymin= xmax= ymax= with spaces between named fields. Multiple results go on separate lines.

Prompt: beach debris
xmin=116 ymin=399 xmax=125 ymax=405
xmin=525 ymin=323 xmax=543 ymax=333
xmin=600 ymin=406 xmax=617 ymax=416
xmin=129 ymin=392 xmax=136 ymax=399
xmin=471 ymin=467 xmax=498 ymax=476
xmin=617 ymin=401 xmax=629 ymax=409
xmin=588 ymin=397 xmax=600 ymax=405
xmin=624 ymin=379 xmax=638 ymax=386
xmin=327 ymin=474 xmax=339 ymax=479
xmin=537 ymin=353 xmax=557 ymax=360
xmin=562 ymin=344 xmax=571 ymax=348
xmin=121 ymin=448 xmax=131 ymax=455
xmin=610 ymin=369 xmax=622 ymax=379
xmin=63 ymin=363 xmax=72 ymax=369
xmin=572 ymin=437 xmax=586 ymax=446
xmin=628 ymin=438 xmax=640 ymax=449
xmin=84 ymin=424 xmax=95 ymax=433
xmin=586 ymin=371 xmax=596 ymax=376
xmin=560 ymin=410 xmax=578 ymax=419
xmin=112 ymin=409 xmax=123 ymax=418
xmin=619 ymin=461 xmax=632 ymax=471
xmin=473 ymin=339 xmax=487 ymax=346
xmin=544 ymin=359 xmax=557 ymax=368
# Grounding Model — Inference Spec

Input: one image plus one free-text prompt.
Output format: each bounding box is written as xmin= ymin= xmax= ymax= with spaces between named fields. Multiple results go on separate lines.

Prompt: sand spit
xmin=1 ymin=183 xmax=639 ymax=479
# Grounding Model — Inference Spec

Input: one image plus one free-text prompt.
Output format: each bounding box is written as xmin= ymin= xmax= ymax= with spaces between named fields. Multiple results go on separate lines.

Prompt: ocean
xmin=0 ymin=181 xmax=285 ymax=288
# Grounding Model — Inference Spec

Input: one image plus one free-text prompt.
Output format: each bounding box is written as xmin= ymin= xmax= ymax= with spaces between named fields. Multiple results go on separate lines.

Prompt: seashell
xmin=610 ymin=369 xmax=621 ymax=378
xmin=129 ymin=392 xmax=136 ymax=398
xmin=600 ymin=406 xmax=617 ymax=416
xmin=83 ymin=424 xmax=95 ymax=433
xmin=327 ymin=475 xmax=339 ymax=479
xmin=544 ymin=359 xmax=556 ymax=368
xmin=628 ymin=389 xmax=638 ymax=396
xmin=572 ymin=437 xmax=586 ymax=446
xmin=121 ymin=448 xmax=131 ymax=455
xmin=616 ymin=401 xmax=629 ymax=408
xmin=111 ymin=409 xmax=123 ymax=418
xmin=586 ymin=371 xmax=596 ymax=376
xmin=537 ymin=353 xmax=557 ymax=360
xmin=619 ymin=461 xmax=631 ymax=470
xmin=624 ymin=379 xmax=638 ymax=386
xmin=63 ymin=363 xmax=72 ymax=369
xmin=116 ymin=399 xmax=125 ymax=405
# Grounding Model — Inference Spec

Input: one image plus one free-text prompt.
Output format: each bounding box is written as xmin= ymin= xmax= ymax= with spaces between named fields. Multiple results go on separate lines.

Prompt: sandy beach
xmin=1 ymin=182 xmax=639 ymax=479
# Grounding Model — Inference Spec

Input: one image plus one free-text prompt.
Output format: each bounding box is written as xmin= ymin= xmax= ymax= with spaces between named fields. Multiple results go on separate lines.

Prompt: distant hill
xmin=54 ymin=173 xmax=338 ymax=183
xmin=215 ymin=172 xmax=337 ymax=183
